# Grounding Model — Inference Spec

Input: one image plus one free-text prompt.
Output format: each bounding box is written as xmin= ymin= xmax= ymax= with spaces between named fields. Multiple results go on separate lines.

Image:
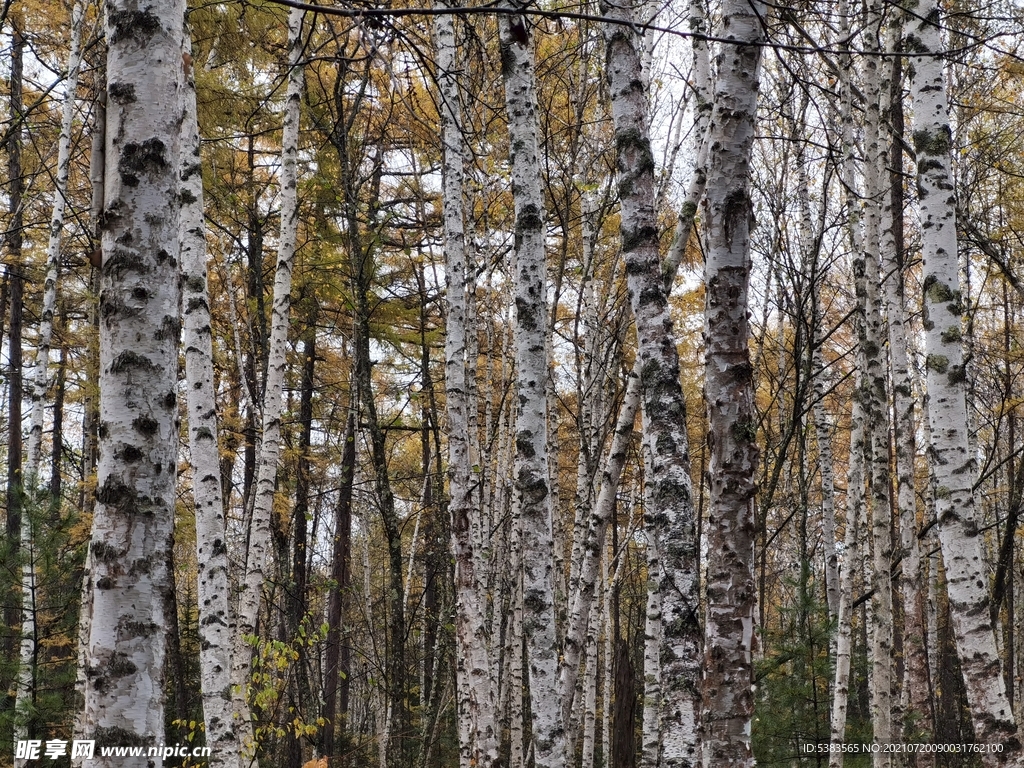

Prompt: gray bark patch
xmin=108 ymin=10 xmax=162 ymax=45
xmin=119 ymin=139 xmax=169 ymax=187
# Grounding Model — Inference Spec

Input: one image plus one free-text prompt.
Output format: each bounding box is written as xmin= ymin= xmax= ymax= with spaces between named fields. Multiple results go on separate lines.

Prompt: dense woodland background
xmin=1 ymin=0 xmax=1023 ymax=766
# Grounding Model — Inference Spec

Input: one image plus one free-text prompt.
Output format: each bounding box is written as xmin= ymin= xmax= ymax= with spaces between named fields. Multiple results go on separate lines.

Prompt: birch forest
xmin=2 ymin=0 xmax=1024 ymax=766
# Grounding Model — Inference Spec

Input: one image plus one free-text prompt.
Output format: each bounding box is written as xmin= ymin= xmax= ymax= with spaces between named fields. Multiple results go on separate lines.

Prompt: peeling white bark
xmin=599 ymin=1 xmax=702 ymax=763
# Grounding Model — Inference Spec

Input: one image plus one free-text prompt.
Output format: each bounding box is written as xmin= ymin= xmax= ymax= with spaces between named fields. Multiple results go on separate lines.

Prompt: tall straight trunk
xmin=435 ymin=8 xmax=499 ymax=767
xmin=860 ymin=3 xmax=894 ymax=759
xmin=699 ymin=0 xmax=765 ymax=764
xmin=828 ymin=399 xmax=866 ymax=768
xmin=906 ymin=3 xmax=1022 ymax=760
xmin=82 ymin=3 xmax=185 ymax=764
xmin=498 ymin=5 xmax=563 ymax=767
xmin=599 ymin=2 xmax=702 ymax=763
xmin=882 ymin=30 xmax=933 ymax=759
xmin=6 ymin=18 xmax=27 ymax=756
xmin=234 ymin=6 xmax=305 ymax=739
xmin=179 ymin=28 xmax=244 ymax=768
xmin=288 ymin=322 xmax=315 ymax=768
xmin=829 ymin=5 xmax=867 ymax=759
xmin=322 ymin=411 xmax=355 ymax=764
xmin=74 ymin=68 xmax=106 ymax=746
xmin=26 ymin=0 xmax=83 ymax=480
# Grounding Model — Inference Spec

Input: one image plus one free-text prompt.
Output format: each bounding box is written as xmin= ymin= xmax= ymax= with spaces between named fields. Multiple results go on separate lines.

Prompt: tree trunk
xmin=435 ymin=8 xmax=500 ymax=766
xmin=598 ymin=1 xmax=703 ymax=762
xmin=6 ymin=17 xmax=31 ymax=758
xmin=498 ymin=5 xmax=563 ymax=766
xmin=179 ymin=26 xmax=245 ymax=767
xmin=699 ymin=0 xmax=765 ymax=764
xmin=906 ymin=1 xmax=1022 ymax=759
xmin=234 ymin=6 xmax=305 ymax=746
xmin=860 ymin=3 xmax=894 ymax=759
xmin=322 ymin=408 xmax=354 ymax=764
xmin=82 ymin=3 xmax=186 ymax=764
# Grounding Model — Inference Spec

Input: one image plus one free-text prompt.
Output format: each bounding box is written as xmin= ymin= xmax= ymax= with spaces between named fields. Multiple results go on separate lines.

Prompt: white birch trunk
xmin=580 ymin=602 xmax=600 ymax=768
xmin=435 ymin=7 xmax=500 ymax=766
xmin=640 ymin=530 xmax=664 ymax=768
xmin=906 ymin=2 xmax=1022 ymax=759
xmin=25 ymin=0 xmax=84 ymax=479
xmin=830 ymin=6 xmax=867 ymax=758
xmin=878 ymin=15 xmax=932 ymax=752
xmin=699 ymin=0 xmax=765 ymax=764
xmin=233 ymin=6 xmax=305 ymax=739
xmin=14 ymin=7 xmax=86 ymax=752
xmin=499 ymin=5 xmax=563 ymax=763
xmin=828 ymin=399 xmax=865 ymax=768
xmin=599 ymin=2 xmax=702 ymax=763
xmin=82 ymin=3 xmax=185 ymax=764
xmin=860 ymin=4 xmax=894 ymax=757
xmin=178 ymin=28 xmax=246 ymax=768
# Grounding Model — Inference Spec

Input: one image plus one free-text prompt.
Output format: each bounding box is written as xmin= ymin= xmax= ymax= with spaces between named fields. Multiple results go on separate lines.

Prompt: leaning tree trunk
xmin=598 ymin=1 xmax=704 ymax=764
xmin=81 ymin=3 xmax=185 ymax=765
xmin=498 ymin=5 xmax=564 ymax=766
xmin=233 ymin=5 xmax=305 ymax=742
xmin=699 ymin=0 xmax=766 ymax=764
xmin=906 ymin=2 xmax=1022 ymax=761
xmin=435 ymin=7 xmax=500 ymax=768
xmin=179 ymin=27 xmax=245 ymax=768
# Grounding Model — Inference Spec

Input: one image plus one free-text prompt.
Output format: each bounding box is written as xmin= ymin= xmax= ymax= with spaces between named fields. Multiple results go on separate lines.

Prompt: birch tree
xmin=81 ymin=2 xmax=185 ymax=762
xmin=233 ymin=6 xmax=305 ymax=743
xmin=906 ymin=1 xmax=1022 ymax=759
xmin=498 ymin=5 xmax=564 ymax=765
xmin=700 ymin=0 xmax=766 ymax=763
xmin=179 ymin=26 xmax=245 ymax=768
xmin=436 ymin=7 xmax=500 ymax=767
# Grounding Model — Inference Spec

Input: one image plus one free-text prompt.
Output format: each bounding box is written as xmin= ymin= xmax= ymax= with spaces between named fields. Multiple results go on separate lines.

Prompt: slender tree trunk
xmin=699 ymin=0 xmax=765 ymax=764
xmin=906 ymin=2 xmax=1022 ymax=759
xmin=828 ymin=400 xmax=865 ymax=768
xmin=498 ymin=5 xmax=563 ymax=766
xmin=860 ymin=4 xmax=894 ymax=758
xmin=881 ymin=30 xmax=933 ymax=760
xmin=179 ymin=26 xmax=245 ymax=767
xmin=82 ymin=4 xmax=186 ymax=764
xmin=26 ymin=0 xmax=84 ymax=480
xmin=435 ymin=8 xmax=500 ymax=766
xmin=323 ymin=411 xmax=354 ymax=764
xmin=599 ymin=1 xmax=703 ymax=762
xmin=6 ymin=18 xmax=30 ymax=757
xmin=234 ymin=7 xmax=305 ymax=744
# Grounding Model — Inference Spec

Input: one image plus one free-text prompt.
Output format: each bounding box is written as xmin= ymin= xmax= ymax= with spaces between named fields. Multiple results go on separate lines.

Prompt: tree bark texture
xmin=699 ymin=0 xmax=765 ymax=764
xmin=907 ymin=2 xmax=1022 ymax=760
xmin=599 ymin=1 xmax=702 ymax=762
xmin=435 ymin=7 xmax=501 ymax=767
xmin=498 ymin=5 xmax=564 ymax=765
xmin=82 ymin=3 xmax=186 ymax=764
xmin=234 ymin=6 xmax=305 ymax=746
xmin=179 ymin=27 xmax=244 ymax=768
